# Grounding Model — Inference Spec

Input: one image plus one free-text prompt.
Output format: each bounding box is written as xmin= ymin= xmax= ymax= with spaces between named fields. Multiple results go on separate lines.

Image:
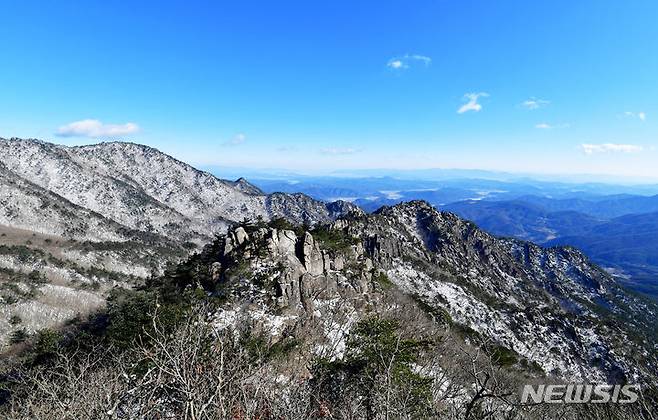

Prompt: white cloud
xmin=408 ymin=54 xmax=432 ymax=65
xmin=457 ymin=92 xmax=488 ymax=114
xmin=623 ymin=111 xmax=647 ymax=121
xmin=388 ymin=59 xmax=407 ymax=69
xmin=320 ymin=147 xmax=359 ymax=155
xmin=535 ymin=122 xmax=570 ymax=129
xmin=522 ymin=98 xmax=550 ymax=110
xmin=581 ymin=143 xmax=643 ymax=155
xmin=223 ymin=133 xmax=246 ymax=146
xmin=56 ymin=119 xmax=139 ymax=138
xmin=387 ymin=54 xmax=432 ymax=70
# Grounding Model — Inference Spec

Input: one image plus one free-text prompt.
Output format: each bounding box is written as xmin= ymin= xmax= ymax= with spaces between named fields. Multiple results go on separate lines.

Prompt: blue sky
xmin=1 ymin=1 xmax=657 ymax=178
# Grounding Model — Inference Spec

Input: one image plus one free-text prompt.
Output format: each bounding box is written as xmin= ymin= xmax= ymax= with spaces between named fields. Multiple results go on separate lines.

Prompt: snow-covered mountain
xmin=205 ymin=201 xmax=658 ymax=386
xmin=352 ymin=201 xmax=657 ymax=382
xmin=0 ymin=137 xmax=358 ymax=344
xmin=0 ymin=138 xmax=357 ymax=243
xmin=0 ymin=160 xmax=131 ymax=242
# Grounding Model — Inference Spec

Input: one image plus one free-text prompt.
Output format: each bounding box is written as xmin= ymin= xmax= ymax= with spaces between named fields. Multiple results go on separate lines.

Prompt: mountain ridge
xmin=0 ymin=137 xmax=359 ymax=345
xmin=187 ymin=199 xmax=658 ymax=385
xmin=0 ymin=137 xmax=359 ymax=243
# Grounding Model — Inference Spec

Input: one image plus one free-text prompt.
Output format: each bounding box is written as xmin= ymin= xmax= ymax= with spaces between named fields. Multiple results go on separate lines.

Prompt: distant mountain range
xmin=546 ymin=212 xmax=658 ymax=297
xmin=516 ymin=194 xmax=658 ymax=219
xmin=442 ymin=200 xmax=601 ymax=242
xmin=236 ymin=172 xmax=658 ymax=207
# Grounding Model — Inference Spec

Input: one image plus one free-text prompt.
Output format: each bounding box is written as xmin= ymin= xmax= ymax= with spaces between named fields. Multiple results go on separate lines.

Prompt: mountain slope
xmin=0 ymin=138 xmax=357 ymax=242
xmin=183 ymin=201 xmax=657 ymax=384
xmin=0 ymin=161 xmax=132 ymax=242
xmin=7 ymin=206 xmax=657 ymax=418
xmin=70 ymin=141 xmax=269 ymax=236
xmin=0 ymin=138 xmax=208 ymax=241
xmin=343 ymin=202 xmax=657 ymax=382
xmin=442 ymin=198 xmax=658 ymax=299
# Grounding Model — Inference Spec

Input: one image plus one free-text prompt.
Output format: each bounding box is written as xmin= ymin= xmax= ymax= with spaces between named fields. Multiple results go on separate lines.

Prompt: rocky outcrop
xmin=326 ymin=200 xmax=364 ymax=219
xmin=215 ymin=225 xmax=374 ymax=313
xmin=299 ymin=232 xmax=324 ymax=275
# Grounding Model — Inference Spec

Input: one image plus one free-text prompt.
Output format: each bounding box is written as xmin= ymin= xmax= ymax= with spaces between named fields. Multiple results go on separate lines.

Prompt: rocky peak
xmin=325 ymin=199 xmax=364 ymax=218
xmin=208 ymin=223 xmax=375 ymax=316
xmin=265 ymin=192 xmax=358 ymax=226
xmin=229 ymin=177 xmax=264 ymax=195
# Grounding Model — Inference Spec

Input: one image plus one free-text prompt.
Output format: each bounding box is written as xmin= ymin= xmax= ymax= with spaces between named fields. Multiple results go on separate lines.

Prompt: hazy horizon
xmin=5 ymin=135 xmax=658 ymax=185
